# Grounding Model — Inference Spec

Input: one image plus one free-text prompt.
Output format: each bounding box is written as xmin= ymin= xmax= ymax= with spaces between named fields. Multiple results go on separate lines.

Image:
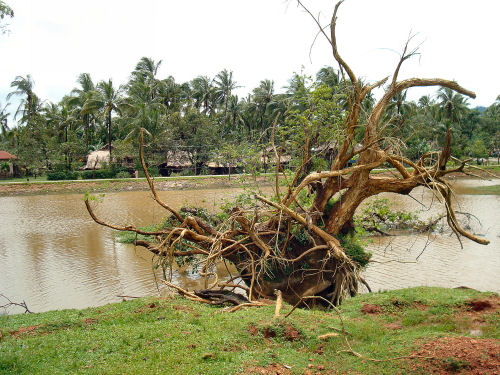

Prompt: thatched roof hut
xmin=158 ymin=150 xmax=193 ymax=176
xmin=84 ymin=149 xmax=110 ymax=170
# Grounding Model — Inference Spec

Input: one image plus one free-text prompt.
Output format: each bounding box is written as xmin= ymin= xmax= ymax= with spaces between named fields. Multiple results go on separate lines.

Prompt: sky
xmin=1 ymin=0 xmax=499 ymax=126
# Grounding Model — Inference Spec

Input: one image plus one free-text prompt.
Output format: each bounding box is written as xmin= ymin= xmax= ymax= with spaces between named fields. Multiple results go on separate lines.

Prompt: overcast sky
xmin=1 ymin=0 xmax=499 ymax=125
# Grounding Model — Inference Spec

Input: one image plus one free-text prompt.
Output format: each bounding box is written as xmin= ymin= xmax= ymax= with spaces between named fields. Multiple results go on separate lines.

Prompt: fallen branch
xmin=163 ymin=280 xmax=211 ymax=303
xmin=0 ymin=294 xmax=32 ymax=314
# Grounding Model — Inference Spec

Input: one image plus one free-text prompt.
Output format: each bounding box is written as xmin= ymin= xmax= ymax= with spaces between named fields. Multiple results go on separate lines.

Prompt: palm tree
xmin=130 ymin=57 xmax=162 ymax=101
xmin=7 ymin=75 xmax=35 ymax=122
xmin=0 ymin=102 xmax=10 ymax=140
xmin=191 ymin=76 xmax=215 ymax=114
xmin=252 ymin=79 xmax=274 ymax=132
xmin=82 ymin=79 xmax=134 ymax=160
xmin=316 ymin=66 xmax=341 ymax=89
xmin=157 ymin=76 xmax=183 ymax=112
xmin=0 ymin=1 xmax=14 ymax=35
xmin=70 ymin=73 xmax=96 ymax=155
xmin=437 ymin=87 xmax=468 ymax=125
xmin=44 ymin=100 xmax=77 ymax=169
xmin=214 ymin=69 xmax=239 ymax=132
xmin=227 ymin=95 xmax=244 ymax=132
xmin=123 ymin=100 xmax=164 ymax=144
xmin=384 ymin=90 xmax=415 ymax=129
xmin=14 ymin=93 xmax=44 ymax=125
xmin=418 ymin=95 xmax=433 ymax=110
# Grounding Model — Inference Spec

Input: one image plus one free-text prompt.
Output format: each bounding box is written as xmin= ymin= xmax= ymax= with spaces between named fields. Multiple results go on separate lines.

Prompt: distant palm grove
xmin=1 ymin=56 xmax=499 ymax=179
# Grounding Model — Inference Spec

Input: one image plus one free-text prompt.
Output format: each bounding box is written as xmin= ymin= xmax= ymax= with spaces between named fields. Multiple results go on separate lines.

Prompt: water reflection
xmin=0 ymin=181 xmax=498 ymax=314
xmin=362 ymin=185 xmax=500 ymax=293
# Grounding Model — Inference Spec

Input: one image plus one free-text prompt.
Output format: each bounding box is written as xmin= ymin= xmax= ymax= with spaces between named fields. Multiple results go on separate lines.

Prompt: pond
xmin=0 ymin=180 xmax=498 ymax=313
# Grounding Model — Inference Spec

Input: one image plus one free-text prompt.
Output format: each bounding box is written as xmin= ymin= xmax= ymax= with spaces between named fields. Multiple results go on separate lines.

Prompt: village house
xmin=0 ymin=150 xmax=17 ymax=177
xmin=84 ymin=145 xmax=134 ymax=170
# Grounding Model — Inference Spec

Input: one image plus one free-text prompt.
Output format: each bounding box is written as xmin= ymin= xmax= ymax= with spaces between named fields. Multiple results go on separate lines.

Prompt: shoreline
xmin=0 ymin=174 xmax=272 ymax=197
xmin=1 ymin=167 xmax=499 ymax=197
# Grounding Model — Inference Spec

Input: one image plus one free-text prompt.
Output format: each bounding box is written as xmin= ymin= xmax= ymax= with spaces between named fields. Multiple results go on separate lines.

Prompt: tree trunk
xmin=107 ymin=110 xmax=112 ymax=162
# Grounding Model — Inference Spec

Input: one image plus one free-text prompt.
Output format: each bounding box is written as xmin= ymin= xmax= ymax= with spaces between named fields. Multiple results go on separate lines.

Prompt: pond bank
xmin=0 ymin=174 xmax=270 ymax=197
xmin=1 ymin=287 xmax=498 ymax=374
xmin=1 ymin=166 xmax=498 ymax=197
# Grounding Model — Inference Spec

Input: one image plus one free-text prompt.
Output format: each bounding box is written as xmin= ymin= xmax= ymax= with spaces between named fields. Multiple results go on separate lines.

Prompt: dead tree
xmin=85 ymin=1 xmax=489 ymax=306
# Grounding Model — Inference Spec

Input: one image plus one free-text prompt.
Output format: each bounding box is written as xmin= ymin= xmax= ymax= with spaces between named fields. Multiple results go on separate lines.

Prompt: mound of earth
xmin=410 ymin=336 xmax=500 ymax=374
xmin=241 ymin=363 xmax=291 ymax=375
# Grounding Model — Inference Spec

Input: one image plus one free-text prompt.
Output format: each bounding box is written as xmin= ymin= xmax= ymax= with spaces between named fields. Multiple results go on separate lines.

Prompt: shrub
xmin=47 ymin=171 xmax=80 ymax=180
xmin=81 ymin=169 xmax=116 ymax=179
xmin=338 ymin=234 xmax=372 ymax=267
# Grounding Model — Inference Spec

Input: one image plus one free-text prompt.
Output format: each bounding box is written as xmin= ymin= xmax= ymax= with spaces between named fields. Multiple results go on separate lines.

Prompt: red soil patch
xmin=449 ymin=296 xmax=500 ymax=336
xmin=410 ymin=336 xmax=500 ymax=374
xmin=263 ymin=327 xmax=277 ymax=339
xmin=172 ymin=305 xmax=194 ymax=312
xmin=361 ymin=303 xmax=383 ymax=314
xmin=467 ymin=297 xmax=499 ymax=312
xmin=242 ymin=363 xmax=291 ymax=375
xmin=283 ymin=325 xmax=301 ymax=341
xmin=248 ymin=324 xmax=258 ymax=336
xmin=248 ymin=323 xmax=302 ymax=341
xmin=84 ymin=318 xmax=98 ymax=326
xmin=9 ymin=324 xmax=41 ymax=338
xmin=134 ymin=302 xmax=160 ymax=313
xmin=384 ymin=321 xmax=403 ymax=330
xmin=412 ymin=301 xmax=429 ymax=311
xmin=313 ymin=344 xmax=325 ymax=355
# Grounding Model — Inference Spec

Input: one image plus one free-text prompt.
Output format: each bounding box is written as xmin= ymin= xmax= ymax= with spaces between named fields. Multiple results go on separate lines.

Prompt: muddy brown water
xmin=0 ymin=180 xmax=498 ymax=314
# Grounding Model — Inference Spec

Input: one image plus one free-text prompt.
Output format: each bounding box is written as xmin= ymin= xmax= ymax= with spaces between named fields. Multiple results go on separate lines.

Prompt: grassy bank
xmin=462 ymin=184 xmax=500 ymax=195
xmin=1 ymin=164 xmax=498 ymax=197
xmin=1 ymin=287 xmax=498 ymax=374
xmin=0 ymin=174 xmax=270 ymax=197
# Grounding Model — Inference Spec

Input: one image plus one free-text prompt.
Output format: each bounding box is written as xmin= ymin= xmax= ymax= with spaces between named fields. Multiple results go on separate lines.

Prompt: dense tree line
xmin=1 ymin=57 xmax=499 ymax=177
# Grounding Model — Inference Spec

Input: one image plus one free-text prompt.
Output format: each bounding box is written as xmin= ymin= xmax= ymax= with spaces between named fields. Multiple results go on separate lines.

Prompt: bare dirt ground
xmin=409 ymin=296 xmax=500 ymax=374
xmin=410 ymin=336 xmax=500 ymax=374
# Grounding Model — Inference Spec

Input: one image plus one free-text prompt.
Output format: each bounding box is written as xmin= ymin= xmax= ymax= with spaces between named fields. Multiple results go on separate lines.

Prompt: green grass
xmin=0 ymin=287 xmax=498 ymax=374
xmin=0 ymin=173 xmax=269 ymax=185
xmin=464 ymin=184 xmax=500 ymax=195
xmin=0 ymin=175 xmax=48 ymax=183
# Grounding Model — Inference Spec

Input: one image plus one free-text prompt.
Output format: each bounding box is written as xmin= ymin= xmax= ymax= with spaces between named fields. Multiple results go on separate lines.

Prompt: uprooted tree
xmin=85 ymin=0 xmax=490 ymax=306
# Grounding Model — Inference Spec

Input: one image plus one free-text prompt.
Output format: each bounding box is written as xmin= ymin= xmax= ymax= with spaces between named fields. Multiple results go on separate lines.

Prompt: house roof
xmin=161 ymin=151 xmax=192 ymax=168
xmin=0 ymin=151 xmax=17 ymax=160
xmin=84 ymin=150 xmax=110 ymax=169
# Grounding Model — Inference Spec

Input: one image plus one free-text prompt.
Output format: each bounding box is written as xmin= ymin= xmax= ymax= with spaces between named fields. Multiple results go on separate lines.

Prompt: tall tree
xmin=0 ymin=102 xmax=9 ymax=140
xmin=252 ymin=79 xmax=274 ymax=133
xmin=130 ymin=57 xmax=163 ymax=101
xmin=0 ymin=0 xmax=13 ymax=34
xmin=82 ymin=79 xmax=133 ymax=160
xmin=70 ymin=73 xmax=96 ymax=155
xmin=191 ymin=76 xmax=215 ymax=115
xmin=437 ymin=87 xmax=469 ymax=124
xmin=8 ymin=75 xmax=36 ymax=123
xmin=214 ymin=69 xmax=239 ymax=134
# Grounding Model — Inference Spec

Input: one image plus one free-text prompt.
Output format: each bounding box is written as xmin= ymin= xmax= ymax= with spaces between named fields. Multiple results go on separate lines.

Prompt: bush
xmin=81 ymin=169 xmax=116 ymax=179
xmin=47 ymin=171 xmax=80 ymax=180
xmin=338 ymin=234 xmax=372 ymax=267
